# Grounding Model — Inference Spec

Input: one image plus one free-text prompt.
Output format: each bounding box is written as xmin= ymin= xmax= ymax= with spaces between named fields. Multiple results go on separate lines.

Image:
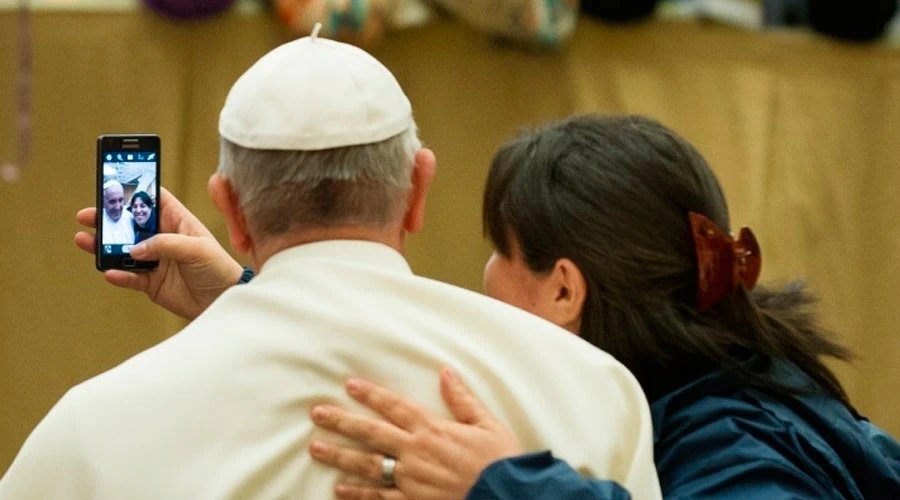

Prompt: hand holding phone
xmin=76 ymin=187 xmax=246 ymax=320
xmin=96 ymin=134 xmax=161 ymax=271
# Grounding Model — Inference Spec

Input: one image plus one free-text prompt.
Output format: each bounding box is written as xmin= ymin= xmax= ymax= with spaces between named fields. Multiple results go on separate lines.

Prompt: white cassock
xmin=101 ymin=209 xmax=135 ymax=245
xmin=0 ymin=241 xmax=662 ymax=500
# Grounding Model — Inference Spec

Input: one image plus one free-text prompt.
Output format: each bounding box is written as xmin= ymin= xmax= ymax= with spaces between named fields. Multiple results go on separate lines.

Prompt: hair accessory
xmin=689 ymin=212 xmax=761 ymax=311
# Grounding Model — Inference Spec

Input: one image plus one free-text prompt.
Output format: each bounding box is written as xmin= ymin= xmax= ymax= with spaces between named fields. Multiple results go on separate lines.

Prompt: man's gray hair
xmin=218 ymin=124 xmax=421 ymax=238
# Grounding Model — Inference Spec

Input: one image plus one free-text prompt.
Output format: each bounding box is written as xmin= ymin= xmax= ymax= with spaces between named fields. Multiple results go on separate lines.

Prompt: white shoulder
xmin=0 ymin=387 xmax=93 ymax=499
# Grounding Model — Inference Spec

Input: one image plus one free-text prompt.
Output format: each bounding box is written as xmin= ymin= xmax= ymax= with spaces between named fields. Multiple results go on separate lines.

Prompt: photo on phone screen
xmin=96 ymin=135 xmax=160 ymax=271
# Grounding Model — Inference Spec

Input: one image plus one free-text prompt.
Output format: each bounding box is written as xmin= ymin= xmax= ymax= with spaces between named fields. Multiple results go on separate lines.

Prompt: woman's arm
xmin=309 ymin=368 xmax=847 ymax=500
xmin=469 ymin=451 xmax=630 ymax=500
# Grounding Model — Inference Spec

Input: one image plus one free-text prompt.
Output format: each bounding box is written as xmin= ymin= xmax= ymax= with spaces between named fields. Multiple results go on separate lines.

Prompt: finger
xmin=345 ymin=379 xmax=429 ymax=431
xmin=311 ymin=405 xmax=407 ymax=456
xmin=157 ymin=187 xmax=214 ymax=238
xmin=129 ymin=233 xmax=205 ymax=262
xmin=309 ymin=440 xmax=390 ymax=485
xmin=76 ymin=208 xmax=97 ymax=229
xmin=104 ymin=270 xmax=150 ymax=293
xmin=334 ymin=483 xmax=406 ymax=500
xmin=74 ymin=232 xmax=96 ymax=255
xmin=159 ymin=186 xmax=182 ymax=210
xmin=439 ymin=368 xmax=493 ymax=426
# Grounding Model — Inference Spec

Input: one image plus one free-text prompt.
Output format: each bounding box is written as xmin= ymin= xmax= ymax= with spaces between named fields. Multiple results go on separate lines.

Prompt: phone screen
xmin=96 ymin=135 xmax=160 ymax=271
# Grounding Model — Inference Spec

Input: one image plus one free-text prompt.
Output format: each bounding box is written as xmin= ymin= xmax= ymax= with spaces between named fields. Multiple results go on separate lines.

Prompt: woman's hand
xmin=310 ymin=367 xmax=523 ymax=500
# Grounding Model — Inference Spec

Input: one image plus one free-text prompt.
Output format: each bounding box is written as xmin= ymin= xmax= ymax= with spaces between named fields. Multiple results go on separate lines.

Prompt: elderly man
xmin=100 ymin=179 xmax=135 ymax=245
xmin=0 ymin=34 xmax=660 ymax=499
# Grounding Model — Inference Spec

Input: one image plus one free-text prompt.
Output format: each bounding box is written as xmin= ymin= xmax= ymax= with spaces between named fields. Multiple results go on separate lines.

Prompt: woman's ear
xmin=546 ymin=258 xmax=587 ymax=335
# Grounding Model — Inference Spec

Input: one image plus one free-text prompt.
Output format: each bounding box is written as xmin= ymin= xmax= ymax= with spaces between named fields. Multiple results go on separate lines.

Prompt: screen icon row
xmin=104 ymin=244 xmax=135 ymax=254
xmin=104 ymin=153 xmax=156 ymax=162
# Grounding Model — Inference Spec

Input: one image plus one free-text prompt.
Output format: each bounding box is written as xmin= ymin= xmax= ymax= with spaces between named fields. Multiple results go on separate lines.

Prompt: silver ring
xmin=381 ymin=456 xmax=397 ymax=486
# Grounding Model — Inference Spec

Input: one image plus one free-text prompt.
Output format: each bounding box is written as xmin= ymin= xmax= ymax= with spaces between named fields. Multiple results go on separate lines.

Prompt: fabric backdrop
xmin=1 ymin=10 xmax=898 ymax=474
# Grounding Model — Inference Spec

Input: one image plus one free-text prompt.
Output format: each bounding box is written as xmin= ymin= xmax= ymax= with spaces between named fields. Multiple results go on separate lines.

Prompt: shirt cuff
xmin=236 ymin=266 xmax=255 ymax=285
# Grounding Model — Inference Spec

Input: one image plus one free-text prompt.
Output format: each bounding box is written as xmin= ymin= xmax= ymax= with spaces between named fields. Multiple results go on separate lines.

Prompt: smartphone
xmin=96 ymin=134 xmax=161 ymax=271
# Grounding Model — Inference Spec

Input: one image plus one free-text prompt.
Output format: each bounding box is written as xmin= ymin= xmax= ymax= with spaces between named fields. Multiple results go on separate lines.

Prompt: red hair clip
xmin=689 ymin=212 xmax=762 ymax=311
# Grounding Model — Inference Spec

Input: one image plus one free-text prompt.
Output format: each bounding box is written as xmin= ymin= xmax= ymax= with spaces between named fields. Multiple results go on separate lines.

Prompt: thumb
xmin=104 ymin=270 xmax=150 ymax=293
xmin=129 ymin=233 xmax=203 ymax=263
xmin=439 ymin=367 xmax=493 ymax=426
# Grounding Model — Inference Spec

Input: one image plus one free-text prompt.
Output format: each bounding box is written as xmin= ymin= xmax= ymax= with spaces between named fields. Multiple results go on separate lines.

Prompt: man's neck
xmin=251 ymin=225 xmax=406 ymax=271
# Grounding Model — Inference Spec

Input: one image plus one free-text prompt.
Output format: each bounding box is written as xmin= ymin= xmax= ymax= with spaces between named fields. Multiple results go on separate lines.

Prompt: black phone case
xmin=96 ymin=134 xmax=161 ymax=272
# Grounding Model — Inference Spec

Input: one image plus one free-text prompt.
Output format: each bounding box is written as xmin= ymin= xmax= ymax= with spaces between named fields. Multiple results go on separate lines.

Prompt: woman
xmin=130 ymin=191 xmax=157 ymax=244
xmin=306 ymin=115 xmax=900 ymax=499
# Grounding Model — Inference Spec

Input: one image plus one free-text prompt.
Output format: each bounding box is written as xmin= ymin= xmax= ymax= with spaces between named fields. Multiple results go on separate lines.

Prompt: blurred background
xmin=1 ymin=0 xmax=899 ymax=475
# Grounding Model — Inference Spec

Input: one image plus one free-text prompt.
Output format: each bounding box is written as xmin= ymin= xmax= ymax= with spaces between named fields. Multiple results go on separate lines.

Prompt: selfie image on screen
xmin=101 ymin=153 xmax=158 ymax=255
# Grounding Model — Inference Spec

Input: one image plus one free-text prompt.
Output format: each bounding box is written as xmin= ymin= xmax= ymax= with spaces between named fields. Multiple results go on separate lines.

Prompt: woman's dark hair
xmin=130 ymin=191 xmax=153 ymax=211
xmin=483 ymin=114 xmax=852 ymax=404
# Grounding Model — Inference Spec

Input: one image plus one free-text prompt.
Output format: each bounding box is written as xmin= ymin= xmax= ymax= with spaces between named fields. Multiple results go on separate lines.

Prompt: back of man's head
xmin=216 ymin=33 xmax=421 ymax=240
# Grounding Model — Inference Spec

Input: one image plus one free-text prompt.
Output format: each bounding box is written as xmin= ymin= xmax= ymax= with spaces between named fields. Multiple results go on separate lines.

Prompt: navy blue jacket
xmin=467 ymin=358 xmax=900 ymax=499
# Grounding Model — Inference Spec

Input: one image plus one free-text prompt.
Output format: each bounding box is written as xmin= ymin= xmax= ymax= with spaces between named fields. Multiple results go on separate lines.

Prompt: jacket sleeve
xmin=465 ymin=451 xmax=631 ymax=500
xmin=464 ymin=445 xmax=835 ymax=500
xmin=655 ymin=402 xmax=841 ymax=499
xmin=660 ymin=456 xmax=837 ymax=500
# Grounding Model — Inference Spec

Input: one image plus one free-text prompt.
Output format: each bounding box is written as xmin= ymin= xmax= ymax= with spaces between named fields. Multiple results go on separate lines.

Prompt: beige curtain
xmin=1 ymin=11 xmax=898 ymax=473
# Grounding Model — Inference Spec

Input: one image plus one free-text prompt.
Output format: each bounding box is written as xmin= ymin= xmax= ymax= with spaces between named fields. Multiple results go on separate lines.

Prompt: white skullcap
xmin=218 ymin=27 xmax=413 ymax=151
xmin=103 ymin=179 xmax=123 ymax=192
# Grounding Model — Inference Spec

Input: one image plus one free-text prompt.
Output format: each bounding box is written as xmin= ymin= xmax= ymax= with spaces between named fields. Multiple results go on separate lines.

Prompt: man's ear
xmin=403 ymin=148 xmax=437 ymax=234
xmin=208 ymin=173 xmax=253 ymax=254
xmin=544 ymin=258 xmax=587 ymax=335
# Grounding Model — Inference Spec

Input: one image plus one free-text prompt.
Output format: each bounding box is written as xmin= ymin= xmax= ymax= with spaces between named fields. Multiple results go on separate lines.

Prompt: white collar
xmin=259 ymin=240 xmax=412 ymax=276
